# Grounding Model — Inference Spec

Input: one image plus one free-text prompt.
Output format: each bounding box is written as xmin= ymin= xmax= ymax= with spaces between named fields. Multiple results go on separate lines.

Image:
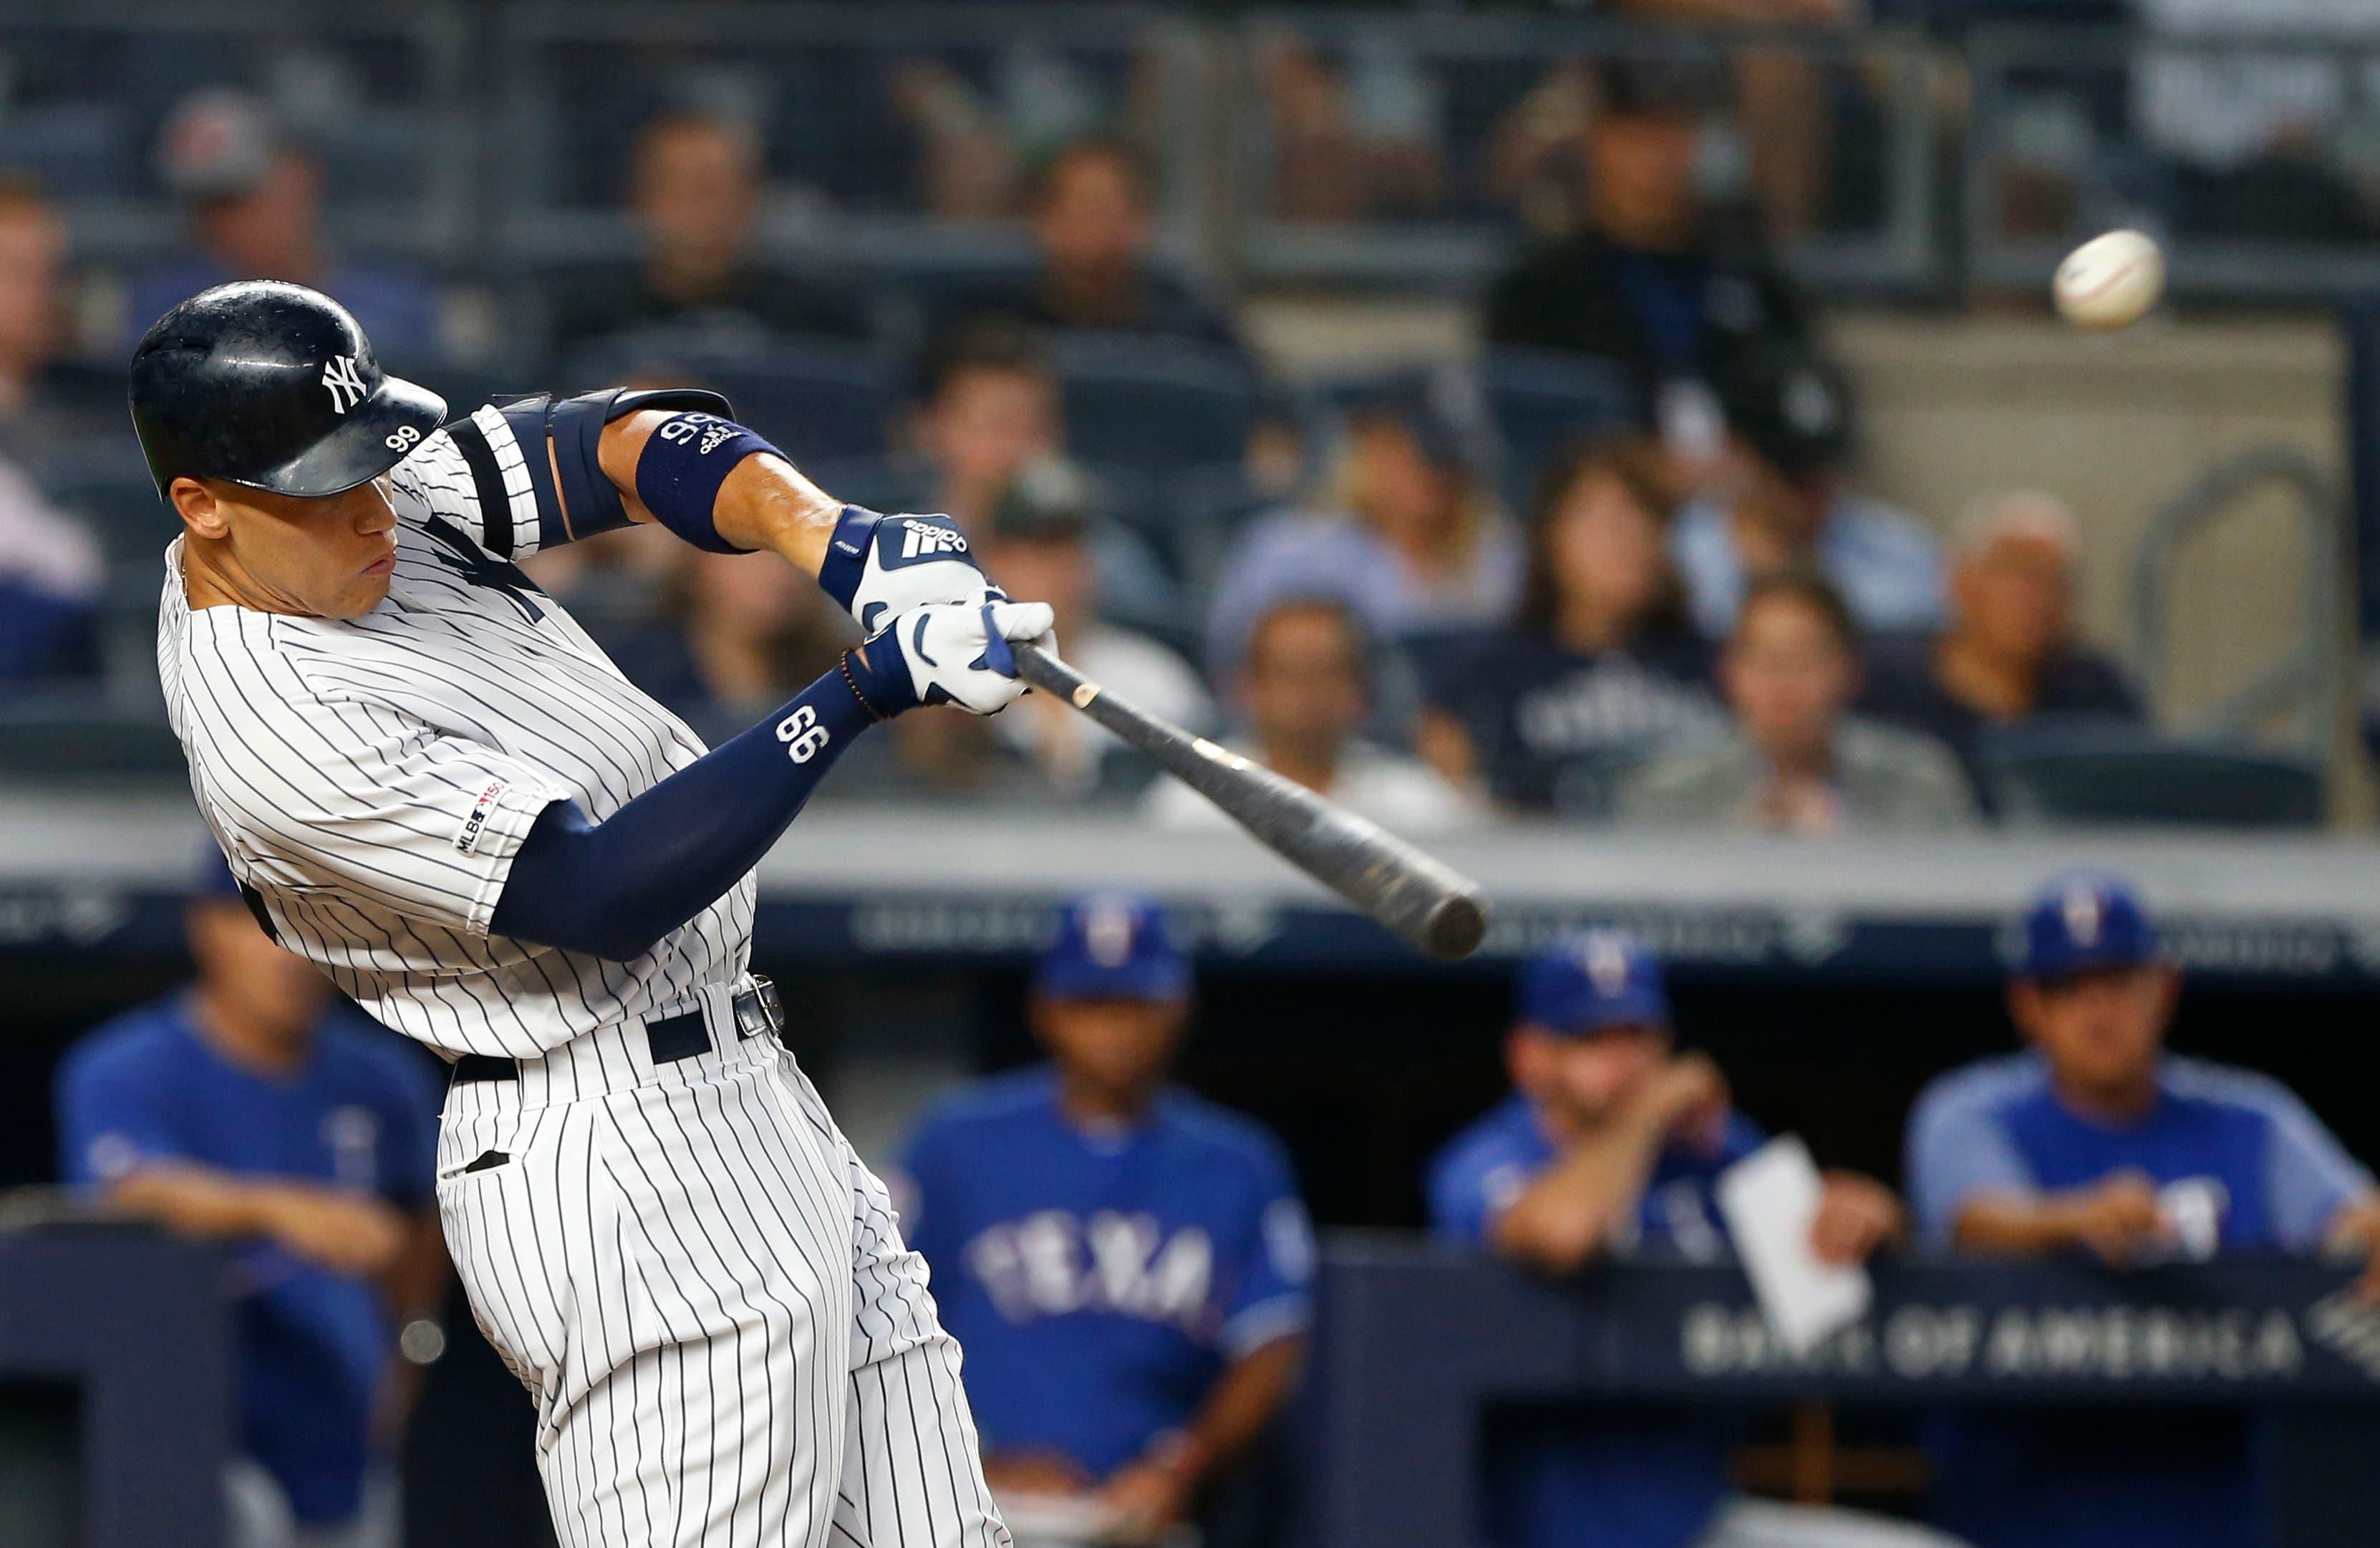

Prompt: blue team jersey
xmin=1906 ymin=1053 xmax=2376 ymax=1548
xmin=1428 ymin=1093 xmax=1767 ymax=1548
xmin=54 ymin=995 xmax=440 ymax=1524
xmin=894 ymin=1068 xmax=1315 ymax=1479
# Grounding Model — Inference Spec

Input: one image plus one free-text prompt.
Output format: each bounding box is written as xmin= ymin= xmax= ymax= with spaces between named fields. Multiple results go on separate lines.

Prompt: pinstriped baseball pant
xmin=435 ymin=982 xmax=1012 ymax=1548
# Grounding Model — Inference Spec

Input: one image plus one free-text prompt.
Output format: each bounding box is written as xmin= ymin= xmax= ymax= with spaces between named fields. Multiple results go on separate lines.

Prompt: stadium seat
xmin=0 ymin=697 xmax=185 ymax=784
xmin=563 ymin=341 xmax=896 ymax=465
xmin=1049 ymin=336 xmax=1260 ymax=475
xmin=1477 ymin=348 xmax=1640 ymax=500
xmin=1981 ymin=724 xmax=2326 ymax=831
xmin=37 ymin=452 xmax=169 ymax=569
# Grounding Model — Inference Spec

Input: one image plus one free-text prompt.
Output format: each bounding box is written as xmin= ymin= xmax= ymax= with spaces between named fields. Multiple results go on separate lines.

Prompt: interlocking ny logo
xmin=420 ymin=516 xmax=545 ymax=623
xmin=321 ymin=354 xmax=367 ymax=415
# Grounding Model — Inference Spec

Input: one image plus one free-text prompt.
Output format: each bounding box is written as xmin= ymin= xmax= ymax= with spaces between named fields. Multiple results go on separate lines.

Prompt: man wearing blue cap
xmin=1906 ymin=869 xmax=2380 ymax=1548
xmin=894 ymin=892 xmax=1314 ymax=1546
xmin=1430 ymin=929 xmax=1922 ymax=1548
xmin=54 ymin=858 xmax=446 ymax=1548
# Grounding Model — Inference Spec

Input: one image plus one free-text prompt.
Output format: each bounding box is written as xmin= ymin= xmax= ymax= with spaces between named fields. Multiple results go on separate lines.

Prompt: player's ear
xmin=2006 ymin=981 xmax=2043 ymax=1044
xmin=1506 ymin=1025 xmax=1547 ymax=1091
xmin=170 ymin=476 xmax=228 ymax=538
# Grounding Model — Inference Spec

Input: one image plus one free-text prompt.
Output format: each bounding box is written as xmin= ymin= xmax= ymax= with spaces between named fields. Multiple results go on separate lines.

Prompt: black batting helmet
xmin=128 ymin=281 xmax=447 ymax=503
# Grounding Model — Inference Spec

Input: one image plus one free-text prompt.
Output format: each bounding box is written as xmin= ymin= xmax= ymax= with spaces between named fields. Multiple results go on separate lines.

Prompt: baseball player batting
xmin=136 ymin=281 xmax=1048 ymax=1548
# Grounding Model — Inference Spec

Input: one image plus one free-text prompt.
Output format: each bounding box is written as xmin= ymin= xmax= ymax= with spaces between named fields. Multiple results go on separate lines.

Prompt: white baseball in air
xmin=2054 ymin=229 xmax=2164 ymax=332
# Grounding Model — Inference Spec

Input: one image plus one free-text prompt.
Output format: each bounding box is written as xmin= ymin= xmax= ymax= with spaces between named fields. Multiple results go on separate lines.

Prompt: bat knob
xmin=1421 ymin=892 xmax=1489 ymax=962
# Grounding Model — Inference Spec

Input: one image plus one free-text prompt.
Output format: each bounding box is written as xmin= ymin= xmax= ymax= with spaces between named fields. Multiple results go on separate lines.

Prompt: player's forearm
xmin=1491 ymin=1108 xmax=1671 ymax=1273
xmin=1160 ymin=1334 xmax=1307 ymax=1492
xmin=596 ymin=410 xmax=839 ymax=576
xmin=102 ymin=1164 xmax=302 ymax=1241
xmin=490 ymin=658 xmax=878 ymax=960
xmin=1950 ymin=1194 xmax=2082 ymax=1256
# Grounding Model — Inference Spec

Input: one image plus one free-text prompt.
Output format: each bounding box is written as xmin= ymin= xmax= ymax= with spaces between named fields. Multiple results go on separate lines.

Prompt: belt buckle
xmin=736 ymin=974 xmax=787 ymax=1045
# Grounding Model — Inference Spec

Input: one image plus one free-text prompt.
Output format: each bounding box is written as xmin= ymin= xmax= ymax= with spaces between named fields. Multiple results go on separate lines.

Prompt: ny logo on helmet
xmin=321 ymin=354 xmax=367 ymax=415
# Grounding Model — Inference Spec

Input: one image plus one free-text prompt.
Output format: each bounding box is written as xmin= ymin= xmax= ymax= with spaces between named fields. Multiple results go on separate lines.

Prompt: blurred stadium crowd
xmin=5 ymin=1 xmax=2376 ymax=826
xmin=7 ymin=4 xmax=2380 ymax=1548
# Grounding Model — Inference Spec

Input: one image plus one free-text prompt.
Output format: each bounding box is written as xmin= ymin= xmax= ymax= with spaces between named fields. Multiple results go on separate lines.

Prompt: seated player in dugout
xmin=1906 ymin=871 xmax=2380 ymax=1548
xmin=1430 ymin=932 xmax=1957 ymax=1548
xmin=54 ymin=854 xmax=446 ymax=1548
xmin=892 ymin=893 xmax=1313 ymax=1547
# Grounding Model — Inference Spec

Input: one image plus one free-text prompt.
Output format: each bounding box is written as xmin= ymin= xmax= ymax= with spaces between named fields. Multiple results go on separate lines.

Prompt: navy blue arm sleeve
xmin=490 ymin=665 xmax=873 ymax=961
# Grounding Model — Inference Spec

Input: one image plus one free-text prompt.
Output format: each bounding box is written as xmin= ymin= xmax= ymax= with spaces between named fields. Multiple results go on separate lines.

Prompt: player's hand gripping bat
xmin=1011 ymin=644 xmax=1489 ymax=961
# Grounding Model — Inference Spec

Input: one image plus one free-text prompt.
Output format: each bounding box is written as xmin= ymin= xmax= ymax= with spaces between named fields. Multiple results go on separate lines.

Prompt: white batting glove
xmin=843 ymin=596 xmax=1057 ymax=718
xmin=817 ymin=507 xmax=994 ymax=635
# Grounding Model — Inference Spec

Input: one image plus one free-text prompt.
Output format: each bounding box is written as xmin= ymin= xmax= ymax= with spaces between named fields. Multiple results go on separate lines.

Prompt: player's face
xmin=1515 ymin=1023 xmax=1671 ymax=1127
xmin=1546 ymin=468 xmax=1666 ymax=635
xmin=1350 ymin=420 xmax=1463 ymax=546
xmin=920 ymin=369 xmax=1059 ymax=498
xmin=188 ymin=898 xmax=329 ymax=1048
xmin=177 ymin=475 xmax=400 ymax=619
xmin=0 ymin=197 xmax=64 ymax=368
xmin=634 ymin=122 xmax=758 ymax=256
xmin=1035 ymin=151 xmax=1150 ymax=277
xmin=1723 ymin=595 xmax=1855 ymax=758
xmin=1587 ymin=109 xmax=1699 ymax=250
xmin=1241 ymin=606 xmax=1368 ymax=760
xmin=1955 ymin=533 xmax=2071 ymax=667
xmin=1034 ymin=995 xmax=1187 ymax=1100
xmin=2013 ymin=963 xmax=2177 ymax=1100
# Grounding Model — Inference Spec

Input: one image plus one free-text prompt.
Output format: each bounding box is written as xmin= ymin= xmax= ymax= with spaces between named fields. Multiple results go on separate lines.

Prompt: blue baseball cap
xmin=2020 ymin=870 xmax=2159 ymax=981
xmin=1033 ymin=891 xmax=1191 ymax=1003
xmin=1520 ymin=929 xmax=1671 ymax=1036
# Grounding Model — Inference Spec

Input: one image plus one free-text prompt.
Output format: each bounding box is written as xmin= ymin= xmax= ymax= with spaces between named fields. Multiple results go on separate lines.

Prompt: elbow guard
xmin=495 ymin=385 xmax=737 ymax=549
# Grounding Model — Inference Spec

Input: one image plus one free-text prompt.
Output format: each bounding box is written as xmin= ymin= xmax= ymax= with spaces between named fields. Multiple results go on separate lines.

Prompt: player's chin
xmin=323 ymin=574 xmax=394 ymax=620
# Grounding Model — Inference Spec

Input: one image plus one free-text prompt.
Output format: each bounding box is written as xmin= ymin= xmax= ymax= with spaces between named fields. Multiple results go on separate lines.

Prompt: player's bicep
xmin=387 ymin=405 xmax=550 ymax=561
xmin=1905 ymin=1096 xmax=2034 ymax=1249
xmin=213 ymin=690 xmax=571 ymax=939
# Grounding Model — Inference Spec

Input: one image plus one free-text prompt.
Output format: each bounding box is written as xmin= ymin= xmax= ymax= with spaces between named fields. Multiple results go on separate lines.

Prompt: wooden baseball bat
xmin=1012 ymin=644 xmax=1489 ymax=961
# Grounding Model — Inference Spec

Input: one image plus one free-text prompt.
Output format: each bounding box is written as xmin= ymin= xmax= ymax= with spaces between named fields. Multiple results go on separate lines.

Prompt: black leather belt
xmin=452 ymin=976 xmax=785 ymax=1084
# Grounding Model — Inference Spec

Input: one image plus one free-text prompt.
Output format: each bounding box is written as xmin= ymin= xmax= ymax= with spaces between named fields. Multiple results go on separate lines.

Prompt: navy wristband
xmin=816 ymin=505 xmax=881 ymax=614
xmin=634 ymin=412 xmax=777 ymax=555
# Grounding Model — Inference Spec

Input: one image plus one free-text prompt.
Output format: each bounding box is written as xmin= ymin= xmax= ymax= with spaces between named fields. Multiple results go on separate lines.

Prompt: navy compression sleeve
xmin=489 ymin=664 xmax=875 ymax=960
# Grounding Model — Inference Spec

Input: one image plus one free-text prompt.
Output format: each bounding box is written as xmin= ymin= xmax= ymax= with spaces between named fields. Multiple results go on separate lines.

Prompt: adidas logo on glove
xmin=899 ymin=521 xmax=970 ymax=560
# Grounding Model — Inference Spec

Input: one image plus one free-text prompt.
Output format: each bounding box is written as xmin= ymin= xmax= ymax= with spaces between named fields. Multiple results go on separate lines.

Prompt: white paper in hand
xmin=1716 ymin=1135 xmax=1872 ymax=1356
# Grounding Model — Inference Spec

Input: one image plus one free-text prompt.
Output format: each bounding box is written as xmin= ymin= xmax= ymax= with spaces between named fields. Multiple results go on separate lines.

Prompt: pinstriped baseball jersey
xmin=158 ymin=402 xmax=755 ymax=1059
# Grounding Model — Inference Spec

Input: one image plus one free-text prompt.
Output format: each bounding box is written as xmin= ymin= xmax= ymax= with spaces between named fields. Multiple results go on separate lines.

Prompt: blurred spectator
xmin=54 ymin=856 xmax=445 ymax=1548
xmin=1907 ymin=871 xmax=2380 ymax=1548
xmin=0 ymin=175 xmax=119 ymax=455
xmin=1430 ymin=931 xmax=1928 ymax=1548
xmin=0 ymin=178 xmax=105 ymax=689
xmin=1149 ymin=597 xmax=1479 ymax=836
xmin=0 ymin=454 xmax=100 ymax=690
xmin=1671 ymin=346 xmax=1943 ymax=639
xmin=2134 ymin=0 xmax=2380 ymax=243
xmin=599 ymin=547 xmax=857 ymax=749
xmin=125 ymin=89 xmax=440 ymax=364
xmin=1621 ymin=571 xmax=1974 ymax=833
xmin=1861 ymin=492 xmax=2142 ymax=802
xmin=977 ymin=460 xmax=1212 ymax=800
xmin=894 ymin=893 xmax=1312 ymax=1546
xmin=906 ymin=318 xmax=1064 ymax=528
xmin=1484 ymin=57 xmax=1810 ymax=465
xmin=1256 ymin=29 xmax=1448 ymax=224
xmin=1418 ymin=438 xmax=1721 ymax=816
xmin=543 ymin=108 xmax=868 ymax=367
xmin=894 ymin=319 xmax=1179 ymax=624
xmin=939 ymin=140 xmax=1240 ymax=353
xmin=1206 ymin=375 xmax=1519 ymax=673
